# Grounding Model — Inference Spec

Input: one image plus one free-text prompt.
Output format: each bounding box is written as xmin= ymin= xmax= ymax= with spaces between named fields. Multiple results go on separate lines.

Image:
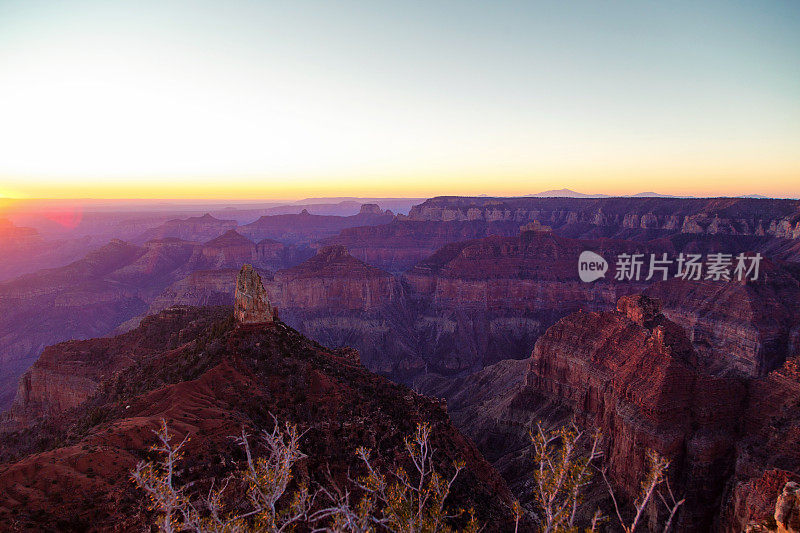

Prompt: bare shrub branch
xmin=600 ymin=449 xmax=684 ymax=533
xmin=316 ymin=422 xmax=479 ymax=533
xmin=131 ymin=416 xmax=313 ymax=532
xmin=133 ymin=419 xmax=480 ymax=533
xmin=529 ymin=421 xmax=602 ymax=533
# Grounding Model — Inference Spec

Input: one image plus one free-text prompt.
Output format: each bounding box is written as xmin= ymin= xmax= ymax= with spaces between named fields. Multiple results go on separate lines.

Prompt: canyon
xmin=417 ymin=294 xmax=800 ymax=531
xmin=0 ymin=218 xmax=95 ymax=282
xmin=3 ymin=196 xmax=800 ymax=530
xmin=0 ymin=231 xmax=312 ymax=410
xmin=140 ymin=231 xmax=655 ymax=383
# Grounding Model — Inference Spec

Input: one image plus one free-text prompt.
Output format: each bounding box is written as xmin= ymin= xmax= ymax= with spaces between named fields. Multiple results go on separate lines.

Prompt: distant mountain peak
xmin=629 ymin=191 xmax=674 ymax=198
xmin=281 ymin=244 xmax=388 ymax=279
xmin=527 ymin=188 xmax=609 ymax=198
xmin=204 ymin=230 xmax=253 ymax=248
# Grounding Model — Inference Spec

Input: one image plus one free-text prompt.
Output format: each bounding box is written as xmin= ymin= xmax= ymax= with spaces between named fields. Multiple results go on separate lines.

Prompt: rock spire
xmin=234 ymin=264 xmax=274 ymax=324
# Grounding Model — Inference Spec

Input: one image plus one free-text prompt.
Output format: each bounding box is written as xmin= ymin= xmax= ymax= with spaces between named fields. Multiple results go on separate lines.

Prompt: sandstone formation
xmin=234 ymin=264 xmax=274 ymax=324
xmin=644 ymin=261 xmax=800 ymax=377
xmin=5 ymin=198 xmax=800 ymax=529
xmin=143 ymin=229 xmax=800 ymax=386
xmin=238 ymin=204 xmax=394 ymax=245
xmin=321 ymin=219 xmax=524 ymax=272
xmin=8 ymin=306 xmax=230 ymax=426
xmin=0 ymin=240 xmax=150 ymax=409
xmin=136 ymin=213 xmax=237 ymax=243
xmin=358 ymin=203 xmax=383 ymax=215
xmin=421 ymin=294 xmax=800 ymax=531
xmin=185 ymin=231 xmax=312 ymax=271
xmin=270 ymin=245 xmax=398 ymax=310
xmin=147 ymin=268 xmax=243 ymax=313
xmin=0 ymin=307 xmax=516 ymax=531
xmin=0 ymin=236 xmax=309 ymax=411
xmin=408 ymin=196 xmax=800 ymax=240
xmin=198 ymin=230 xmax=257 ymax=266
xmin=775 ymin=482 xmax=800 ymax=533
xmin=5 ymin=197 xmax=800 ymax=407
xmin=262 ymin=246 xmax=404 ymax=374
xmin=399 ymin=232 xmax=656 ymax=375
xmin=616 ymin=293 xmax=662 ymax=326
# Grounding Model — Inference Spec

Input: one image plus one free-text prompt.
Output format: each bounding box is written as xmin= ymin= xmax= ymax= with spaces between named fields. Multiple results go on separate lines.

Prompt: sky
xmin=0 ymin=0 xmax=798 ymax=200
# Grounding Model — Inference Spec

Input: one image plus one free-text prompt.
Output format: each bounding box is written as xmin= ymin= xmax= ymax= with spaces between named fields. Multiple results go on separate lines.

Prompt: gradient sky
xmin=1 ymin=0 xmax=798 ymax=199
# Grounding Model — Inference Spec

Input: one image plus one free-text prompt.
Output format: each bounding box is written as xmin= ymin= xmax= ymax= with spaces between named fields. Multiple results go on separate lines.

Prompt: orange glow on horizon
xmin=1 ymin=2 xmax=798 ymax=203
xmin=3 ymin=164 xmax=799 ymax=201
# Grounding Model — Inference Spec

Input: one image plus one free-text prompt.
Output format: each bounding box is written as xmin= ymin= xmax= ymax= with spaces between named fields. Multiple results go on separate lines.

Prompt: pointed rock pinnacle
xmin=234 ymin=264 xmax=274 ymax=324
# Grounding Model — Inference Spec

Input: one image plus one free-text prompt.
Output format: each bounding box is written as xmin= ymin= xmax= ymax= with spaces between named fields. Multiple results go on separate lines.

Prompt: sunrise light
xmin=1 ymin=1 xmax=798 ymax=199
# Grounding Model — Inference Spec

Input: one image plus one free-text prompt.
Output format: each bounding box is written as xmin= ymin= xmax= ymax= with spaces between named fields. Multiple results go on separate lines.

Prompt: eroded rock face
xmin=616 ymin=293 xmax=662 ymax=327
xmin=322 ymin=219 xmax=525 ymax=273
xmin=8 ymin=307 xmax=231 ymax=426
xmin=237 ymin=207 xmax=394 ymax=246
xmin=136 ymin=213 xmax=237 ymax=243
xmin=408 ymin=196 xmax=800 ymax=240
xmin=421 ymin=291 xmax=800 ymax=531
xmin=776 ymin=482 xmax=800 ymax=533
xmin=521 ymin=299 xmax=748 ymax=530
xmin=269 ymin=245 xmax=399 ymax=310
xmin=644 ymin=265 xmax=800 ymax=377
xmin=234 ymin=264 xmax=274 ymax=324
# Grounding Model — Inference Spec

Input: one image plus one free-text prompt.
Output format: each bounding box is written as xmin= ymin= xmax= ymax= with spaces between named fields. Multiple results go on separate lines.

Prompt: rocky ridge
xmin=135 ymin=213 xmax=238 ymax=243
xmin=0 ymin=234 xmax=311 ymax=411
xmin=407 ymin=196 xmax=800 ymax=240
xmin=238 ymin=204 xmax=394 ymax=245
xmin=144 ymin=230 xmax=800 ymax=384
xmin=0 ymin=305 xmax=516 ymax=531
xmin=419 ymin=294 xmax=800 ymax=531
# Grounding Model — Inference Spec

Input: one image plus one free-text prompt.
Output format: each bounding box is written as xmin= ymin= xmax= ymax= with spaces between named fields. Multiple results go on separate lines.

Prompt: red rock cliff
xmin=268 ymin=245 xmax=399 ymax=311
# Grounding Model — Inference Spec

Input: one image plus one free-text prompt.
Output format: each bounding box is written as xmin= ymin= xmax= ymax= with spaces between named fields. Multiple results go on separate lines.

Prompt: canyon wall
xmin=143 ymin=229 xmax=800 ymax=384
xmin=421 ymin=294 xmax=800 ymax=531
xmin=10 ymin=306 xmax=230 ymax=425
xmin=644 ymin=266 xmax=800 ymax=377
xmin=407 ymin=196 xmax=800 ymax=240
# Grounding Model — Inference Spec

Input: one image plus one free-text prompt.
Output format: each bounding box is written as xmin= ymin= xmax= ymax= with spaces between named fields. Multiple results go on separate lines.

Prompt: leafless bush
xmin=312 ymin=422 xmax=480 ymax=533
xmin=526 ymin=422 xmax=685 ymax=533
xmin=132 ymin=419 xmax=482 ymax=532
xmin=132 ymin=416 xmax=314 ymax=532
xmin=529 ymin=421 xmax=602 ymax=533
xmin=600 ymin=449 xmax=685 ymax=533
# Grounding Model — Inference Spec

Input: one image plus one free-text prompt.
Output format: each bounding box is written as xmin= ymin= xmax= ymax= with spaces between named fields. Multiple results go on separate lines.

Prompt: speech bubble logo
xmin=578 ymin=251 xmax=608 ymax=282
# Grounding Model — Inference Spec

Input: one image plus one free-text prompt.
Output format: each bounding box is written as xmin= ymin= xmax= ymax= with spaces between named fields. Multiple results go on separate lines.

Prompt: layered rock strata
xmin=420 ymin=294 xmax=800 ymax=531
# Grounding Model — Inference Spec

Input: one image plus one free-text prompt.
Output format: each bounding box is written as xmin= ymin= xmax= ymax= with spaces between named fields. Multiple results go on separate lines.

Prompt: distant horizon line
xmin=2 ymin=190 xmax=799 ymax=202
